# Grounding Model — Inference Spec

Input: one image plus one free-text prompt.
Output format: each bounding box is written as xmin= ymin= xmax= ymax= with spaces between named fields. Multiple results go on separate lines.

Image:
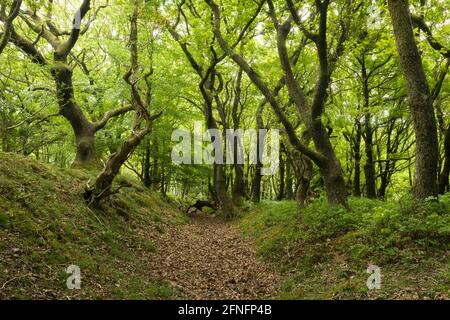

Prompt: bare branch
xmin=93 ymin=105 xmax=134 ymax=132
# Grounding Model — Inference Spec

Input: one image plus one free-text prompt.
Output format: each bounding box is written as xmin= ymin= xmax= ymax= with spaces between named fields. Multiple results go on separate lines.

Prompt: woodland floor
xmin=148 ymin=214 xmax=280 ymax=299
xmin=1 ymin=153 xmax=447 ymax=299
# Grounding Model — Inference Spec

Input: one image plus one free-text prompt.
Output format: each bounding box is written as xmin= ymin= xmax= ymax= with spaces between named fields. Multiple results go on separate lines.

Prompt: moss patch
xmin=0 ymin=152 xmax=186 ymax=299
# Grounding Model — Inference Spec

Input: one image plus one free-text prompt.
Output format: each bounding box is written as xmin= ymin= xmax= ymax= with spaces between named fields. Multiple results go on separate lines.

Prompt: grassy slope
xmin=0 ymin=152 xmax=187 ymax=299
xmin=1 ymin=152 xmax=448 ymax=300
xmin=239 ymin=199 xmax=450 ymax=300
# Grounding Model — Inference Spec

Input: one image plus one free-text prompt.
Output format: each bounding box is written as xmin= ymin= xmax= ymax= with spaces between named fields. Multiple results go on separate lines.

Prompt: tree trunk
xmin=285 ymin=133 xmax=314 ymax=208
xmin=378 ymin=122 xmax=393 ymax=200
xmin=208 ymin=174 xmax=217 ymax=201
xmin=438 ymin=126 xmax=450 ymax=194
xmin=0 ymin=0 xmax=22 ymax=56
xmin=359 ymin=55 xmax=377 ymax=199
xmin=215 ymin=162 xmax=235 ymax=218
xmin=311 ymin=123 xmax=348 ymax=205
xmin=230 ymin=114 xmax=245 ymax=205
xmin=251 ymin=160 xmax=262 ymax=203
xmin=204 ymin=87 xmax=235 ymax=218
xmin=230 ymin=67 xmax=246 ymax=206
xmin=353 ymin=120 xmax=362 ymax=197
xmin=364 ymin=112 xmax=377 ymax=198
xmin=286 ymin=160 xmax=294 ymax=200
xmin=321 ymin=156 xmax=348 ymax=205
xmin=88 ymin=129 xmax=149 ymax=202
xmin=85 ymin=0 xmax=160 ymax=205
xmin=143 ymin=142 xmax=151 ymax=188
xmin=378 ymin=168 xmax=390 ymax=200
xmin=51 ymin=64 xmax=98 ymax=166
xmin=296 ymin=177 xmax=310 ymax=209
xmin=251 ymin=97 xmax=266 ymax=204
xmin=277 ymin=150 xmax=285 ymax=201
xmin=160 ymin=164 xmax=166 ymax=196
xmin=388 ymin=0 xmax=439 ymax=199
xmin=295 ymin=156 xmax=313 ymax=208
xmin=232 ymin=163 xmax=245 ymax=205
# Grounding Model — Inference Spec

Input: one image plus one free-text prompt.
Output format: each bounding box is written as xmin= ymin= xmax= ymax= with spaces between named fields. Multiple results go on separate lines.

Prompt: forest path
xmin=148 ymin=215 xmax=280 ymax=299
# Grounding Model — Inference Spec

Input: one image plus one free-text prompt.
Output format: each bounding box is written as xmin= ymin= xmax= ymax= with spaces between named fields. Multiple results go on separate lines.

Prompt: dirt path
xmin=148 ymin=215 xmax=280 ymax=299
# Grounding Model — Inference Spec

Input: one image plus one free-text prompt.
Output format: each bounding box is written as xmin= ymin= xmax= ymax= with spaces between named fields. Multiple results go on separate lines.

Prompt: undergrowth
xmin=239 ymin=196 xmax=450 ymax=299
xmin=0 ymin=152 xmax=187 ymax=299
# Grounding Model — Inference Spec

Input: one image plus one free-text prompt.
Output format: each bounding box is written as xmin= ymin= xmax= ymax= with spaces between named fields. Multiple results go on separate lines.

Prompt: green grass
xmin=238 ymin=197 xmax=450 ymax=299
xmin=0 ymin=152 xmax=187 ymax=299
xmin=1 ymin=152 xmax=448 ymax=299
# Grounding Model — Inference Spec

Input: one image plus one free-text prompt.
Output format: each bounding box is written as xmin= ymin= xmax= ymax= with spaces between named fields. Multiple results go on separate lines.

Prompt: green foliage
xmin=239 ymin=201 xmax=300 ymax=262
xmin=239 ymin=197 xmax=449 ymax=299
xmin=304 ymin=196 xmax=450 ymax=249
xmin=0 ymin=152 xmax=186 ymax=299
xmin=0 ymin=0 xmax=449 ymax=300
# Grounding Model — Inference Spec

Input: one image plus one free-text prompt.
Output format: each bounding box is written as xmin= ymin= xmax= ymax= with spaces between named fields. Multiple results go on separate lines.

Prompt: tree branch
xmin=285 ymin=0 xmax=319 ymax=42
xmin=55 ymin=0 xmax=92 ymax=60
xmin=267 ymin=0 xmax=310 ymax=120
xmin=205 ymin=0 xmax=327 ymax=166
xmin=9 ymin=27 xmax=48 ymax=65
xmin=19 ymin=9 xmax=60 ymax=49
xmin=93 ymin=105 xmax=134 ymax=132
xmin=310 ymin=0 xmax=330 ymax=121
xmin=410 ymin=14 xmax=450 ymax=59
xmin=0 ymin=0 xmax=22 ymax=55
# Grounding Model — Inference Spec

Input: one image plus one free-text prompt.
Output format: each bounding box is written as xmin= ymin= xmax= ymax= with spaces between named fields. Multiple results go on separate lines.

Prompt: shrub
xmin=241 ymin=194 xmax=450 ymax=265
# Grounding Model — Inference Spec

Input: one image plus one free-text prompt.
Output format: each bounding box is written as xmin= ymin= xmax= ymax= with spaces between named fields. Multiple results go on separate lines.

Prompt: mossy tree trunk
xmin=8 ymin=0 xmax=132 ymax=167
xmin=387 ymin=0 xmax=439 ymax=199
xmin=85 ymin=1 xmax=161 ymax=205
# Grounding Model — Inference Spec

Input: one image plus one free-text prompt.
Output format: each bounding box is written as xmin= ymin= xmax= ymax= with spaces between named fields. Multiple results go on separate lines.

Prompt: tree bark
xmin=295 ymin=155 xmax=313 ymax=209
xmin=143 ymin=141 xmax=152 ymax=187
xmin=0 ymin=0 xmax=22 ymax=55
xmin=277 ymin=149 xmax=285 ymax=201
xmin=364 ymin=112 xmax=376 ymax=198
xmin=251 ymin=127 xmax=263 ymax=203
xmin=204 ymin=72 xmax=236 ymax=219
xmin=358 ymin=54 xmax=377 ymax=199
xmin=353 ymin=119 xmax=362 ymax=197
xmin=215 ymin=162 xmax=235 ymax=217
xmin=286 ymin=159 xmax=294 ymax=200
xmin=387 ymin=0 xmax=439 ymax=199
xmin=251 ymin=76 xmax=287 ymax=203
xmin=231 ymin=68 xmax=246 ymax=205
xmin=232 ymin=163 xmax=245 ymax=205
xmin=51 ymin=64 xmax=98 ymax=166
xmin=88 ymin=128 xmax=150 ymax=202
xmin=438 ymin=126 xmax=450 ymax=194
xmin=85 ymin=1 xmax=160 ymax=204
